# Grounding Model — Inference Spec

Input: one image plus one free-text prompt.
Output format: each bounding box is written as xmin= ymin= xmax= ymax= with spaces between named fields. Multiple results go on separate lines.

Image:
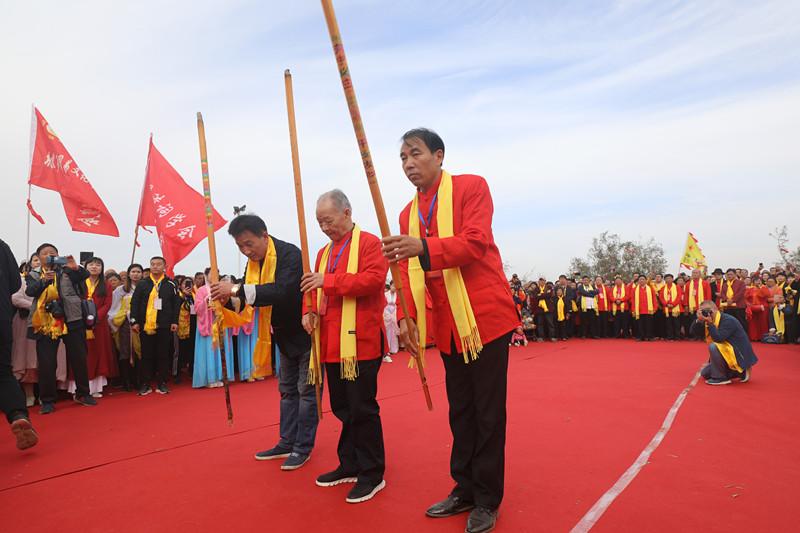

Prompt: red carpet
xmin=1 ymin=340 xmax=797 ymax=532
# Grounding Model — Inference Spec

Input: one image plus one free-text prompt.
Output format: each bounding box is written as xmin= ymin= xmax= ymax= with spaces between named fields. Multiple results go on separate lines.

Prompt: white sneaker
xmin=382 ymin=355 xmax=393 ymax=363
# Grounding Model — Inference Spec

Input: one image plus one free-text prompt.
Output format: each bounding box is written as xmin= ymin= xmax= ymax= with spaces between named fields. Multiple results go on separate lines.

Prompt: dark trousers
xmin=1 ymin=320 xmax=28 ymax=423
xmin=636 ymin=315 xmax=654 ymax=340
xmin=725 ymin=308 xmax=747 ymax=331
xmin=597 ymin=311 xmax=611 ymax=338
xmin=654 ymin=313 xmax=665 ymax=339
xmin=701 ymin=344 xmax=741 ymax=380
xmin=536 ymin=313 xmax=555 ymax=339
xmin=278 ymin=348 xmax=320 ymax=456
xmin=177 ymin=337 xmax=194 ymax=375
xmin=580 ymin=311 xmax=597 ymax=338
xmin=555 ymin=320 xmax=568 ymax=339
xmin=37 ymin=321 xmax=89 ymax=403
xmin=326 ymin=358 xmax=384 ymax=485
xmin=664 ymin=315 xmax=680 ymax=340
xmin=442 ymin=332 xmax=510 ymax=510
xmin=613 ymin=311 xmax=630 ymax=338
xmin=140 ymin=327 xmax=172 ymax=385
xmin=680 ymin=313 xmax=693 ymax=339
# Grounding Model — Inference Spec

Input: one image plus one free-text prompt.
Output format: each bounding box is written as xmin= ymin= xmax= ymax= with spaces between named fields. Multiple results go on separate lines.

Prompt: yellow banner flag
xmin=680 ymin=232 xmax=707 ymax=270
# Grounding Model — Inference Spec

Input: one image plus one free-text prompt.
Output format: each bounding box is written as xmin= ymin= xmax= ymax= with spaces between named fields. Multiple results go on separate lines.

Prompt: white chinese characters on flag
xmin=28 ymin=107 xmax=119 ymax=236
xmin=137 ymin=138 xmax=226 ymax=274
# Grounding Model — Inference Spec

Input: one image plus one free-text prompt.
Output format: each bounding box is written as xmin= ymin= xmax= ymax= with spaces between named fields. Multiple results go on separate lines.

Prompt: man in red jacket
xmin=300 ymin=189 xmax=389 ymax=504
xmin=382 ymin=128 xmax=519 ymax=533
xmin=719 ymin=268 xmax=747 ymax=329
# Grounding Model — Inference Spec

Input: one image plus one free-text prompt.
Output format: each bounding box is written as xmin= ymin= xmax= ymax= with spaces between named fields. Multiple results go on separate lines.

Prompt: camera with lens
xmin=701 ymin=309 xmax=713 ymax=318
xmin=46 ymin=255 xmax=69 ymax=267
xmin=45 ymin=299 xmax=65 ymax=318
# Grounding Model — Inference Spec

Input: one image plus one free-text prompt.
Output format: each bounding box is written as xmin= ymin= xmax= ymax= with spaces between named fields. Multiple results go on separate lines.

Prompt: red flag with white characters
xmin=137 ymin=137 xmax=226 ymax=274
xmin=27 ymin=107 xmax=119 ymax=236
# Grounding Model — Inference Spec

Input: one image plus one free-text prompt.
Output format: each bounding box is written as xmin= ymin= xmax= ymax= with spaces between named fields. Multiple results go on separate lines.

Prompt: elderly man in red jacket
xmin=382 ymin=128 xmax=519 ymax=533
xmin=719 ymin=268 xmax=747 ymax=329
xmin=301 ymin=189 xmax=389 ymax=505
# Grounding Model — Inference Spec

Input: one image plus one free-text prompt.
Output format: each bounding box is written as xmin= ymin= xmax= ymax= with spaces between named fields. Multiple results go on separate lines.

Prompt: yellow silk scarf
xmin=612 ymin=285 xmax=626 ymax=314
xmin=556 ymin=297 xmax=565 ymax=321
xmin=633 ymin=285 xmax=655 ymax=319
xmin=32 ymin=276 xmax=67 ymax=339
xmin=408 ymin=171 xmax=483 ymax=365
xmin=144 ymin=274 xmax=164 ymax=335
xmin=772 ymin=306 xmax=785 ymax=336
xmin=314 ymin=226 xmax=360 ymax=380
xmin=85 ymin=278 xmax=98 ymax=339
xmin=580 ymin=284 xmax=598 ymax=315
xmin=663 ymin=283 xmax=680 ymax=317
xmin=705 ymin=311 xmax=742 ymax=372
xmin=688 ymin=279 xmax=704 ymax=311
xmin=178 ymin=301 xmax=191 ymax=340
xmin=221 ymin=237 xmax=278 ymax=378
xmin=725 ymin=280 xmax=734 ymax=305
xmin=538 ymin=285 xmax=549 ymax=312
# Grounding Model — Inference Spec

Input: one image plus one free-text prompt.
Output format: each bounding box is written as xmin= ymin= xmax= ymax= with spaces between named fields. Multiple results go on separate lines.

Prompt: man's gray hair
xmin=699 ymin=300 xmax=717 ymax=309
xmin=317 ymin=189 xmax=352 ymax=212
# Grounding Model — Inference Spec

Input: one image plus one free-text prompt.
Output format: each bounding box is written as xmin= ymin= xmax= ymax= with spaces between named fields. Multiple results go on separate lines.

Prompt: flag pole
xmin=284 ymin=69 xmax=323 ymax=421
xmin=26 ymin=105 xmax=36 ymax=261
xmin=196 ymin=112 xmax=234 ymax=425
xmin=131 ymin=135 xmax=153 ymax=265
xmin=320 ymin=0 xmax=432 ymax=410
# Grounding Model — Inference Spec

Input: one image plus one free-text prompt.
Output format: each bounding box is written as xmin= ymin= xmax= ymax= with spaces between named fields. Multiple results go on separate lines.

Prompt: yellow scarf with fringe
xmin=32 ymin=274 xmax=67 ymax=339
xmin=556 ymin=296 xmax=565 ymax=321
xmin=633 ymin=285 xmax=655 ymax=319
xmin=688 ymin=279 xmax=705 ymax=311
xmin=662 ymin=283 xmax=680 ymax=317
xmin=408 ymin=171 xmax=483 ymax=365
xmin=537 ymin=285 xmax=549 ymax=312
xmin=772 ymin=306 xmax=785 ymax=336
xmin=313 ymin=226 xmax=360 ymax=381
xmin=221 ymin=237 xmax=277 ymax=378
xmin=85 ymin=278 xmax=98 ymax=339
xmin=705 ymin=311 xmax=742 ymax=372
xmin=144 ymin=274 xmax=164 ymax=335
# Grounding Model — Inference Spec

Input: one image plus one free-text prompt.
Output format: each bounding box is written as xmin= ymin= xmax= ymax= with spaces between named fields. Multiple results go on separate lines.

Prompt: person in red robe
xmin=80 ymin=257 xmax=117 ymax=397
xmin=719 ymin=268 xmax=747 ymax=329
xmin=300 ymin=189 xmax=388 ymax=505
xmin=658 ymin=274 xmax=684 ymax=341
xmin=745 ymin=277 xmax=771 ymax=341
xmin=594 ymin=276 xmax=611 ymax=338
xmin=610 ymin=276 xmax=630 ymax=338
xmin=632 ymin=276 xmax=657 ymax=341
xmin=685 ymin=269 xmax=712 ymax=340
xmin=382 ymin=128 xmax=519 ymax=533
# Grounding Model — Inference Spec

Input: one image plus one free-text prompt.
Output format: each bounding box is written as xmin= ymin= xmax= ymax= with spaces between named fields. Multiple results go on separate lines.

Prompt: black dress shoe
xmin=426 ymin=495 xmax=475 ymax=518
xmin=466 ymin=506 xmax=498 ymax=533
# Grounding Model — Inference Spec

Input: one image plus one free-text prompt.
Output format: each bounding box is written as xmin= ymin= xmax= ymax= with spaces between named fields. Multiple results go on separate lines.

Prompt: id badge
xmin=319 ymin=294 xmax=328 ymax=316
xmin=154 ymin=298 xmax=163 ymax=311
xmin=189 ymin=304 xmax=196 ymax=314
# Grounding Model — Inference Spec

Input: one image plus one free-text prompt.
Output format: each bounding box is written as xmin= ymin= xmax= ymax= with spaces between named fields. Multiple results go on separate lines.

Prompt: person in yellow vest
xmin=691 ymin=300 xmax=758 ymax=385
xmin=300 ymin=190 xmax=389 ymax=504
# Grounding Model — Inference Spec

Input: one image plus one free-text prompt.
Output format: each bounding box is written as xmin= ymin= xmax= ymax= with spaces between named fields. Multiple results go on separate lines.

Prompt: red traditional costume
xmin=745 ymin=285 xmax=771 ymax=341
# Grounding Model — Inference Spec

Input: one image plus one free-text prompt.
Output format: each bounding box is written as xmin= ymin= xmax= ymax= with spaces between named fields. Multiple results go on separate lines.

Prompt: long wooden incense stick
xmin=284 ymin=69 xmax=323 ymax=420
xmin=196 ymin=112 xmax=234 ymax=425
xmin=320 ymin=0 xmax=433 ymax=410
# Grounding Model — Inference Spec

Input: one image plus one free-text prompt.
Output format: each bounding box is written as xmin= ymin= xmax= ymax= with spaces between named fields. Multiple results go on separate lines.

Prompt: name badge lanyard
xmin=418 ymin=192 xmax=438 ymax=237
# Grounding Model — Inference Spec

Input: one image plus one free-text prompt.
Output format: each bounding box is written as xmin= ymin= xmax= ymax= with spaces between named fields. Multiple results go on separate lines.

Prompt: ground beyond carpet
xmin=1 ymin=340 xmax=797 ymax=532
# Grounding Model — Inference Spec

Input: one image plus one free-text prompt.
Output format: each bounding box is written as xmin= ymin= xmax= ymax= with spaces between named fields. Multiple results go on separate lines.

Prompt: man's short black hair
xmin=401 ymin=128 xmax=445 ymax=157
xmin=664 ymin=273 xmax=674 ymax=279
xmin=194 ymin=272 xmax=205 ymax=278
xmin=228 ymin=214 xmax=268 ymax=238
xmin=36 ymin=243 xmax=58 ymax=255
xmin=150 ymin=256 xmax=166 ymax=264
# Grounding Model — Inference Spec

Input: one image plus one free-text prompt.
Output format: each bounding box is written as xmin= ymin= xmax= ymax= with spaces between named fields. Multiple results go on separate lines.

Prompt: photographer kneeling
xmin=691 ymin=300 xmax=758 ymax=386
xmin=26 ymin=243 xmax=96 ymax=414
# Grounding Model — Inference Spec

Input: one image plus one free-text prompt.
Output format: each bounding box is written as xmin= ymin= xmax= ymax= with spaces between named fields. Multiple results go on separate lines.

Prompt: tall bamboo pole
xmin=320 ymin=0 xmax=432 ymax=410
xmin=284 ymin=69 xmax=323 ymax=420
xmin=196 ymin=112 xmax=234 ymax=425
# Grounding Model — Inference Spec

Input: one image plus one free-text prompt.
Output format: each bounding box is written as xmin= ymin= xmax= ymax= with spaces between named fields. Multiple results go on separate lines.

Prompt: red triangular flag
xmin=27 ymin=107 xmax=119 ymax=236
xmin=137 ymin=138 xmax=226 ymax=274
xmin=26 ymin=199 xmax=45 ymax=224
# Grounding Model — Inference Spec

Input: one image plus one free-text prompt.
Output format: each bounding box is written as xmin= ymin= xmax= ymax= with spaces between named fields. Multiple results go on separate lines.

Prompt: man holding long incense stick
xmin=300 ymin=189 xmax=389 ymax=504
xmin=382 ymin=128 xmax=519 ymax=533
xmin=211 ymin=214 xmax=319 ymax=471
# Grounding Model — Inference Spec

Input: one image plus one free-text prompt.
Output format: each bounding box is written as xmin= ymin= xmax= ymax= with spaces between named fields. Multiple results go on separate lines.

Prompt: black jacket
xmin=130 ymin=275 xmax=179 ymax=330
xmin=233 ymin=236 xmax=309 ymax=355
xmin=0 ymin=239 xmax=21 ymax=323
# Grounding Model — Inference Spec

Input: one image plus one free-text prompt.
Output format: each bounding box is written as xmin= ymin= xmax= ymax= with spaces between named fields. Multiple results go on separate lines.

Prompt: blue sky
xmin=1 ymin=0 xmax=798 ymax=278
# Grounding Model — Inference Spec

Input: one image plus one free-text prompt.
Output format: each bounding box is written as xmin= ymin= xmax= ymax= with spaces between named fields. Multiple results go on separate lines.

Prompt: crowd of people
xmin=508 ymin=266 xmax=798 ymax=345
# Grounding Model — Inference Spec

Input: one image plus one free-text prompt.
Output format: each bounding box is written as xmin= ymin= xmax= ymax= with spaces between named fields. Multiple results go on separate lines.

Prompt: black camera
xmin=701 ymin=309 xmax=713 ymax=318
xmin=45 ymin=299 xmax=65 ymax=318
xmin=46 ymin=255 xmax=69 ymax=267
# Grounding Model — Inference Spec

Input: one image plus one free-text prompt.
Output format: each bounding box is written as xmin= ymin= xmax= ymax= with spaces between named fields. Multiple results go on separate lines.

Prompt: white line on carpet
xmin=569 ymin=367 xmax=703 ymax=533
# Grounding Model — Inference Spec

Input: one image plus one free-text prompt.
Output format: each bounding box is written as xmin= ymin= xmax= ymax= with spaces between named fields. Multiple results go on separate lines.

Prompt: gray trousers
xmin=701 ymin=344 xmax=738 ymax=380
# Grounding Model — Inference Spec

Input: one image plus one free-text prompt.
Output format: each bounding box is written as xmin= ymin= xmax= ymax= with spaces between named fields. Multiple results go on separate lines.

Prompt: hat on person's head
xmin=712 ymin=268 xmax=724 ymax=275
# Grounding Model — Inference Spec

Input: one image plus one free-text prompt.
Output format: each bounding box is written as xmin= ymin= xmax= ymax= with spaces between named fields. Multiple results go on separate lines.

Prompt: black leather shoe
xmin=426 ymin=495 xmax=474 ymax=518
xmin=466 ymin=506 xmax=498 ymax=533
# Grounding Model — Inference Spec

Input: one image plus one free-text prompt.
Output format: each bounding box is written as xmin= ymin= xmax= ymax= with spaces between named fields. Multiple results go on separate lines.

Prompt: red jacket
xmin=659 ymin=283 xmax=684 ymax=314
xmin=610 ymin=283 xmax=630 ymax=313
xmin=719 ymin=278 xmax=746 ymax=310
xmin=397 ymin=173 xmax=519 ymax=354
xmin=684 ymin=278 xmax=712 ymax=312
xmin=595 ymin=284 xmax=611 ymax=312
xmin=307 ymin=229 xmax=389 ymax=363
xmin=631 ymin=285 xmax=657 ymax=316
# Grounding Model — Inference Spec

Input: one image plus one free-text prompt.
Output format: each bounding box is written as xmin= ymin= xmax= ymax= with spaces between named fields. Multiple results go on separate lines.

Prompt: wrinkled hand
xmin=170 ymin=324 xmax=178 ymax=333
xmin=381 ymin=235 xmax=424 ymax=263
xmin=65 ymin=255 xmax=79 ymax=271
xmin=300 ymin=272 xmax=324 ymax=293
xmin=43 ymin=270 xmax=56 ymax=281
xmin=302 ymin=312 xmax=319 ymax=334
xmin=210 ymin=280 xmax=233 ymax=304
xmin=398 ymin=317 xmax=420 ymax=357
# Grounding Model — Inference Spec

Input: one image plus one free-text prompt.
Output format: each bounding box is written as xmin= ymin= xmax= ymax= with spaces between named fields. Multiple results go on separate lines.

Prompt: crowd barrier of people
xmin=507 ymin=266 xmax=798 ymax=346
